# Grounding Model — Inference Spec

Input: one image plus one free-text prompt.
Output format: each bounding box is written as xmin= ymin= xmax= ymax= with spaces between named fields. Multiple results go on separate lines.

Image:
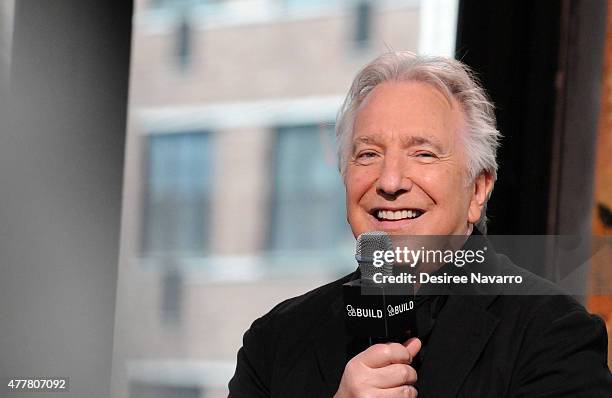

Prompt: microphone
xmin=355 ymin=231 xmax=394 ymax=283
xmin=343 ymin=231 xmax=416 ymax=344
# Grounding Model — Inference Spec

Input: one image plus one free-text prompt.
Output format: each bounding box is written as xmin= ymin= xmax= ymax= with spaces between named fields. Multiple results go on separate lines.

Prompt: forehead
xmin=353 ymin=81 xmax=465 ymax=144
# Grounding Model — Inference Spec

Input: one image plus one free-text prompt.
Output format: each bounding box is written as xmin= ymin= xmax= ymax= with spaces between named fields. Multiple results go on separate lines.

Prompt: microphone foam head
xmin=356 ymin=231 xmax=393 ymax=279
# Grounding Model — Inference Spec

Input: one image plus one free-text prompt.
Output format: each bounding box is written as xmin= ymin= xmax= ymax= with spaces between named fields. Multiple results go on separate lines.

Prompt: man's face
xmin=345 ymin=81 xmax=487 ymax=237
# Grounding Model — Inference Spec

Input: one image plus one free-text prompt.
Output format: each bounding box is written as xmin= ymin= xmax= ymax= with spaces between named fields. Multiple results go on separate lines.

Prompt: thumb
xmin=403 ymin=337 xmax=422 ymax=360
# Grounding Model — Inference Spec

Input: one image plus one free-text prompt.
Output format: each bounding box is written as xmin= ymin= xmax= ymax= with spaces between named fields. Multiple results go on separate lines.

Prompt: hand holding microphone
xmin=337 ymin=232 xmax=421 ymax=397
xmin=334 ymin=337 xmax=421 ymax=398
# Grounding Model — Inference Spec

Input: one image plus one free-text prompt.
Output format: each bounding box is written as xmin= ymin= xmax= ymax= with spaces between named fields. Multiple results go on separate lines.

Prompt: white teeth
xmin=376 ymin=209 xmax=421 ymax=220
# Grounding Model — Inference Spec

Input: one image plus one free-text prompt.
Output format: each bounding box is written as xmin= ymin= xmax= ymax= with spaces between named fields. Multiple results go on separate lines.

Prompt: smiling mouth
xmin=373 ymin=209 xmax=424 ymax=221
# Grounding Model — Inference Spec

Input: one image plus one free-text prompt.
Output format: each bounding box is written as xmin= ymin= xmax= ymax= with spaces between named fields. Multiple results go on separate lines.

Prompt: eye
xmin=357 ymin=151 xmax=377 ymax=159
xmin=354 ymin=150 xmax=379 ymax=164
xmin=414 ymin=151 xmax=438 ymax=161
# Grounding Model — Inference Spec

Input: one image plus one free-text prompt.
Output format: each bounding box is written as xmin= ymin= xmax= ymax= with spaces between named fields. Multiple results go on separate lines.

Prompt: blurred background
xmin=0 ymin=1 xmax=610 ymax=398
xmin=115 ymin=1 xmax=458 ymax=397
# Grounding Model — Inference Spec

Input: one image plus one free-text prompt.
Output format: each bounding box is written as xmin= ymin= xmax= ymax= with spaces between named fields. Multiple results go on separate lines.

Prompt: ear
xmin=468 ymin=171 xmax=495 ymax=224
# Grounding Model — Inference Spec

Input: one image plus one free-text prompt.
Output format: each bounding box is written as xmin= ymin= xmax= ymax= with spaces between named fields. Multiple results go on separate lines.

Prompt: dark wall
xmin=0 ymin=1 xmax=132 ymax=397
xmin=456 ymin=0 xmax=607 ymax=283
xmin=456 ymin=0 xmax=562 ymax=235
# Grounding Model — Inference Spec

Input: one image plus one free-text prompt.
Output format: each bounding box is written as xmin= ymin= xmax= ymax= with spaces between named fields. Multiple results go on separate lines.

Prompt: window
xmin=175 ymin=14 xmax=192 ymax=71
xmin=269 ymin=125 xmax=350 ymax=251
xmin=354 ymin=0 xmax=372 ymax=48
xmin=142 ymin=132 xmax=211 ymax=255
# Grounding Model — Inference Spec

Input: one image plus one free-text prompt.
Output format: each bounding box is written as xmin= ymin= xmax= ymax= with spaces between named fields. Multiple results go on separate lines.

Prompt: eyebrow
xmin=402 ymin=135 xmax=445 ymax=153
xmin=352 ymin=134 xmax=445 ymax=153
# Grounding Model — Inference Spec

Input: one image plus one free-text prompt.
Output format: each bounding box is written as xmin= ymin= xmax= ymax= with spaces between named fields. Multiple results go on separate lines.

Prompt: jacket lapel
xmin=416 ymin=232 xmax=503 ymax=396
xmin=416 ymin=289 xmax=500 ymax=396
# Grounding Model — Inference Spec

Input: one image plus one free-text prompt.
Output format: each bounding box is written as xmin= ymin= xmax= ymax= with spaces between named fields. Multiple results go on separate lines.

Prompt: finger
xmin=377 ymin=384 xmax=418 ymax=398
xmin=359 ymin=343 xmax=413 ymax=368
xmin=403 ymin=337 xmax=422 ymax=360
xmin=372 ymin=364 xmax=417 ymax=388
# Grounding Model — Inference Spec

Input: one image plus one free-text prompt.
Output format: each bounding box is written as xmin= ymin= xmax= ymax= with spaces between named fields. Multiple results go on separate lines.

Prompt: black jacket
xmin=229 ymin=248 xmax=611 ymax=397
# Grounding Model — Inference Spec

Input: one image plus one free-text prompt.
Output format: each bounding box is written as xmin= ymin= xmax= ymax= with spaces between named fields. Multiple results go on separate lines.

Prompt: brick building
xmin=112 ymin=1 xmax=457 ymax=397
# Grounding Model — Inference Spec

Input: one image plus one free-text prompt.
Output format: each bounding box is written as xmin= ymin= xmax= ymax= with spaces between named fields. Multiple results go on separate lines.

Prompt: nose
xmin=376 ymin=151 xmax=413 ymax=199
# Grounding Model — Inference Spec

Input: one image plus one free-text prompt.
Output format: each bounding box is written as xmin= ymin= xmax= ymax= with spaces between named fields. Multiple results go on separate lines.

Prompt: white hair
xmin=336 ymin=51 xmax=501 ymax=232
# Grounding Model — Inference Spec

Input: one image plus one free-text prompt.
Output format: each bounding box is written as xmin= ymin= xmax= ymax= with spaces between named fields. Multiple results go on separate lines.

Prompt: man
xmin=229 ymin=52 xmax=611 ymax=397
